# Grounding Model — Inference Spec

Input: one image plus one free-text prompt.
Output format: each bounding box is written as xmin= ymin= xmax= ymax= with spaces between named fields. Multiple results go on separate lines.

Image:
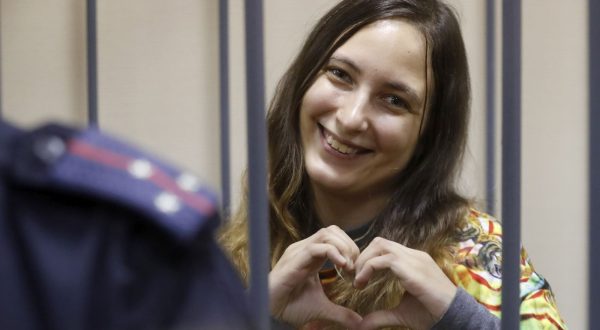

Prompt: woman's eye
xmin=383 ymin=95 xmax=409 ymax=110
xmin=327 ymin=67 xmax=352 ymax=83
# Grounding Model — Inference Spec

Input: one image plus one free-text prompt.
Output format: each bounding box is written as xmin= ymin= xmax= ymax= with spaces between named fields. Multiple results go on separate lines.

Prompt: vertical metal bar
xmin=219 ymin=0 xmax=231 ymax=217
xmin=486 ymin=0 xmax=496 ymax=215
xmin=589 ymin=0 xmax=599 ymax=327
xmin=244 ymin=0 xmax=269 ymax=329
xmin=0 ymin=2 xmax=3 ymax=120
xmin=501 ymin=0 xmax=521 ymax=328
xmin=86 ymin=0 xmax=98 ymax=128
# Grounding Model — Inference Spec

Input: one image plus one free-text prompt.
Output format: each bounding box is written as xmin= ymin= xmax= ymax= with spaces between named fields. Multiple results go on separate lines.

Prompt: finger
xmin=354 ymin=237 xmax=403 ymax=274
xmin=353 ymin=248 xmax=457 ymax=319
xmin=270 ymin=243 xmax=348 ymax=299
xmin=358 ymin=309 xmax=404 ymax=330
xmin=353 ymin=254 xmax=397 ymax=289
xmin=303 ymin=242 xmax=348 ymax=269
xmin=323 ymin=225 xmax=361 ymax=261
xmin=312 ymin=226 xmax=360 ymax=269
xmin=320 ymin=300 xmax=363 ymax=329
xmin=359 ymin=295 xmax=437 ymax=330
xmin=274 ymin=242 xmax=347 ymax=276
xmin=282 ymin=237 xmax=347 ymax=268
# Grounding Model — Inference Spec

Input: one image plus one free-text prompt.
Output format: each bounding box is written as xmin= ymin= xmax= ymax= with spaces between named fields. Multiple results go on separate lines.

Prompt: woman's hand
xmin=353 ymin=237 xmax=457 ymax=330
xmin=269 ymin=225 xmax=363 ymax=328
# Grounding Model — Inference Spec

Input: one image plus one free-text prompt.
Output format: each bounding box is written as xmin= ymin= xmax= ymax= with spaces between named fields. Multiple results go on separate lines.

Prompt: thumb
xmin=358 ymin=310 xmax=403 ymax=330
xmin=320 ymin=301 xmax=363 ymax=329
xmin=358 ymin=295 xmax=436 ymax=330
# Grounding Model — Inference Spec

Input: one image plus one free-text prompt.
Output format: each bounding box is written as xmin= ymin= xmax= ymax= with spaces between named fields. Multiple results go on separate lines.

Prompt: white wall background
xmin=0 ymin=0 xmax=588 ymax=328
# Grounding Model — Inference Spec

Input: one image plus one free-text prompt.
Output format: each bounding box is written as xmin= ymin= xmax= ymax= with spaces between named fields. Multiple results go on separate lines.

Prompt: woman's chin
xmin=307 ymin=171 xmax=358 ymax=194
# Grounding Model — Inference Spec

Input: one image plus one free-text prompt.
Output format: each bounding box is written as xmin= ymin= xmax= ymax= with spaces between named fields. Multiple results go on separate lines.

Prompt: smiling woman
xmin=219 ymin=0 xmax=565 ymax=329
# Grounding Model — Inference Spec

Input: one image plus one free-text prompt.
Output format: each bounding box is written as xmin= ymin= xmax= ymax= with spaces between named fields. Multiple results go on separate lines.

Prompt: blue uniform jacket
xmin=0 ymin=121 xmax=252 ymax=330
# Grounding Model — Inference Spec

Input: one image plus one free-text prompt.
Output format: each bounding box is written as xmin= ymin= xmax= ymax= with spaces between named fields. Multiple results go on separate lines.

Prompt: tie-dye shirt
xmin=451 ymin=209 xmax=566 ymax=329
xmin=315 ymin=209 xmax=566 ymax=329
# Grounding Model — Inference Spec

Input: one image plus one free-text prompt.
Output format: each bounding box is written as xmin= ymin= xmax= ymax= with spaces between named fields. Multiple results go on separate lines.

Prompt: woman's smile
xmin=319 ymin=124 xmax=372 ymax=158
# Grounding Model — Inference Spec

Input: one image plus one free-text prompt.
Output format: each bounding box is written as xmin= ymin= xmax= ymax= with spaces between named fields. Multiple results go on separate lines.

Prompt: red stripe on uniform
xmin=68 ymin=139 xmax=215 ymax=216
xmin=69 ymin=139 xmax=130 ymax=169
xmin=149 ymin=168 xmax=215 ymax=215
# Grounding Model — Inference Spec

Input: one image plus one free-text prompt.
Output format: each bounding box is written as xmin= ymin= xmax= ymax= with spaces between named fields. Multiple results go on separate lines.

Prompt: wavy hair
xmin=220 ymin=0 xmax=471 ymax=318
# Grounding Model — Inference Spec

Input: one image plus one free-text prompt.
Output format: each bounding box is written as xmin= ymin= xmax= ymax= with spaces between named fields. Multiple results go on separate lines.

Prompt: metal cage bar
xmin=0 ymin=3 xmax=3 ymax=120
xmin=486 ymin=0 xmax=496 ymax=215
xmin=86 ymin=0 xmax=98 ymax=128
xmin=501 ymin=0 xmax=522 ymax=328
xmin=219 ymin=0 xmax=231 ymax=217
xmin=589 ymin=0 xmax=599 ymax=327
xmin=244 ymin=0 xmax=270 ymax=329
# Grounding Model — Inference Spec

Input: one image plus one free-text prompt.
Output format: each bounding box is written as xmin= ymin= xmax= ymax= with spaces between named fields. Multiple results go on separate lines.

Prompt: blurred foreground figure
xmin=0 ymin=121 xmax=251 ymax=330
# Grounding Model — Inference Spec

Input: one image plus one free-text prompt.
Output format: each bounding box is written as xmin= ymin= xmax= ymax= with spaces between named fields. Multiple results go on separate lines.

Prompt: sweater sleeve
xmin=431 ymin=288 xmax=500 ymax=330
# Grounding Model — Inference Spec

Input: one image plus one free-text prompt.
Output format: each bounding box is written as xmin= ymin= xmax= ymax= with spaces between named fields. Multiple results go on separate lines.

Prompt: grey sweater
xmin=431 ymin=287 xmax=500 ymax=329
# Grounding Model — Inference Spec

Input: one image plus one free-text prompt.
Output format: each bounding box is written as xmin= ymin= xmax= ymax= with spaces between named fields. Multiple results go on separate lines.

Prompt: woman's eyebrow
xmin=329 ymin=56 xmax=361 ymax=73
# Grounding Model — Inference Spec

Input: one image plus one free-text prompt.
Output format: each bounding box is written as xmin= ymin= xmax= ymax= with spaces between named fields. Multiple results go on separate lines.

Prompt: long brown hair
xmin=220 ymin=0 xmax=471 ymax=316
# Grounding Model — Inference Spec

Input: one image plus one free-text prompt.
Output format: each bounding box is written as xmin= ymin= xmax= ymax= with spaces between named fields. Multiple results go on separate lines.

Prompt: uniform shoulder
xmin=0 ymin=121 xmax=253 ymax=330
xmin=2 ymin=121 xmax=219 ymax=244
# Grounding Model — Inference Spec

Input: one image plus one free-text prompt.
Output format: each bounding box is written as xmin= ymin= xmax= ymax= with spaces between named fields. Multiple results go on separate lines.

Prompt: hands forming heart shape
xmin=269 ymin=225 xmax=457 ymax=330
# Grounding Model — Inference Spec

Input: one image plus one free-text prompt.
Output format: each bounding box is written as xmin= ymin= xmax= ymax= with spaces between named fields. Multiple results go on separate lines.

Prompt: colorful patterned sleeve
xmin=450 ymin=210 xmax=567 ymax=329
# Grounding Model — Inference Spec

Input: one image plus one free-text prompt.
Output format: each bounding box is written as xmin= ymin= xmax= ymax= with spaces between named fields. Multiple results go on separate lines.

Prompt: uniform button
xmin=154 ymin=192 xmax=181 ymax=214
xmin=128 ymin=159 xmax=153 ymax=179
xmin=33 ymin=135 xmax=66 ymax=164
xmin=177 ymin=172 xmax=201 ymax=192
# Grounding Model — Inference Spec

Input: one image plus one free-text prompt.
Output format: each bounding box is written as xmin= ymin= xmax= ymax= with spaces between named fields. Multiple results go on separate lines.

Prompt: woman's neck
xmin=311 ymin=184 xmax=389 ymax=231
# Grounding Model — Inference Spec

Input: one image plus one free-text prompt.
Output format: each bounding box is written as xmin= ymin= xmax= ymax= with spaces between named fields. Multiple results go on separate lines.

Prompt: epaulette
xmin=5 ymin=122 xmax=219 ymax=244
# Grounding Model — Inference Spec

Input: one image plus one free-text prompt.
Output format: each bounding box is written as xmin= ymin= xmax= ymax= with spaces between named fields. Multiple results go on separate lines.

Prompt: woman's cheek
xmin=303 ymin=79 xmax=342 ymax=116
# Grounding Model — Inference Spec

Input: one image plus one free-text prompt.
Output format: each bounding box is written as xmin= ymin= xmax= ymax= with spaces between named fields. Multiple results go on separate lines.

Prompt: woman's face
xmin=300 ymin=19 xmax=429 ymax=199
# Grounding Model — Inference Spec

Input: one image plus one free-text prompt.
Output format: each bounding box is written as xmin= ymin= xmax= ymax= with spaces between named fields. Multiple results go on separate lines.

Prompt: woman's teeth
xmin=325 ymin=134 xmax=359 ymax=155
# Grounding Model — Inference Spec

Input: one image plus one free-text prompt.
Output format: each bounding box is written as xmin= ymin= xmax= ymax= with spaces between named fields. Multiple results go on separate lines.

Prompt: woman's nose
xmin=336 ymin=94 xmax=369 ymax=133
